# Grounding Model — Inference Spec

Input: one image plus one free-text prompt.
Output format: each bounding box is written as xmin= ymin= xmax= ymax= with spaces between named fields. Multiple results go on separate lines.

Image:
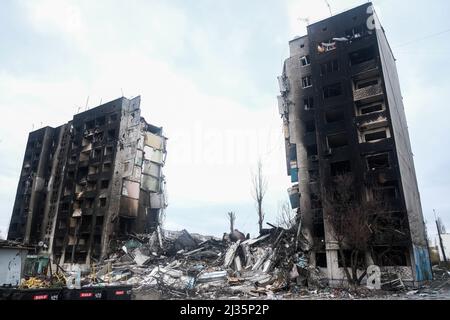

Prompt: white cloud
xmin=20 ymin=0 xmax=86 ymax=40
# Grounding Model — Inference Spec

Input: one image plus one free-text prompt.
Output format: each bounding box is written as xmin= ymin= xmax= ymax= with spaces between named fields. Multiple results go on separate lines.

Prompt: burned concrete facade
xmin=278 ymin=3 xmax=432 ymax=285
xmin=8 ymin=97 xmax=167 ymax=265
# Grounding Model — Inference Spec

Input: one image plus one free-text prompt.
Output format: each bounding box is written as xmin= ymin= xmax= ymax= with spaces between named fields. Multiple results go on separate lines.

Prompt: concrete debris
xmin=74 ymin=224 xmax=331 ymax=299
xmin=74 ymin=225 xmax=439 ymax=299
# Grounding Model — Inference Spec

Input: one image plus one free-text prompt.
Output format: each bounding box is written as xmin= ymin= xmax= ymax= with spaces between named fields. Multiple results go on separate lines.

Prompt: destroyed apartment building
xmin=278 ymin=3 xmax=432 ymax=286
xmin=7 ymin=96 xmax=168 ymax=267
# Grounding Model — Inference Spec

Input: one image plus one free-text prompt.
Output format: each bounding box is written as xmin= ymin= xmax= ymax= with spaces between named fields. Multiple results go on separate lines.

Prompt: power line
xmin=394 ymin=28 xmax=450 ymax=48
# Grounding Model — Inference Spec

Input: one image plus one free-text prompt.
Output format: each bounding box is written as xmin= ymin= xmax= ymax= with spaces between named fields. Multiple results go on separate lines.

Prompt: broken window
xmin=101 ymin=180 xmax=109 ymax=189
xmin=300 ymin=55 xmax=311 ymax=66
xmin=304 ymin=97 xmax=314 ymax=110
xmin=307 ymin=145 xmax=318 ymax=157
xmin=79 ymin=151 xmax=89 ymax=162
xmin=325 ymin=109 xmax=344 ymax=123
xmin=88 ymin=165 xmax=98 ymax=175
xmin=373 ymin=247 xmax=409 ymax=267
xmin=345 ymin=24 xmax=365 ymax=38
xmin=330 ymin=161 xmax=351 ymax=176
xmin=107 ymin=129 xmax=116 ymax=140
xmin=305 ymin=120 xmax=316 ymax=133
xmin=93 ymin=148 xmax=102 ymax=159
xmin=85 ymin=198 xmax=94 ymax=209
xmin=67 ymin=170 xmax=75 ymax=179
xmin=373 ymin=181 xmax=399 ymax=201
xmin=104 ymin=146 xmax=114 ymax=156
xmin=363 ymin=128 xmax=389 ymax=143
xmin=99 ymin=197 xmax=107 ymax=208
xmin=302 ymin=76 xmax=313 ymax=88
xmin=355 ymin=78 xmax=379 ymax=89
xmin=87 ymin=181 xmax=96 ymax=191
xmin=323 ymin=83 xmax=342 ymax=99
xmin=327 ymin=132 xmax=348 ymax=148
xmin=367 ymin=153 xmax=390 ymax=171
xmin=358 ymin=101 xmax=384 ymax=115
xmin=102 ymin=163 xmax=111 ymax=172
xmin=313 ymin=222 xmax=325 ymax=238
xmin=320 ymin=59 xmax=339 ymax=75
xmin=349 ymin=46 xmax=375 ymax=65
xmin=85 ymin=120 xmax=95 ymax=130
xmin=317 ymin=39 xmax=336 ymax=53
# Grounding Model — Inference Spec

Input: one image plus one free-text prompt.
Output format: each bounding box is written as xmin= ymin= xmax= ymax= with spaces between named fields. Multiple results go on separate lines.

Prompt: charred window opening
xmin=363 ymin=128 xmax=388 ymax=143
xmin=300 ymin=55 xmax=311 ymax=66
xmin=93 ymin=148 xmax=102 ymax=159
xmin=88 ymin=165 xmax=98 ymax=175
xmin=320 ymin=59 xmax=339 ymax=75
xmin=313 ymin=222 xmax=325 ymax=238
xmin=67 ymin=170 xmax=75 ymax=179
xmin=99 ymin=197 xmax=107 ymax=208
xmin=309 ymin=170 xmax=319 ymax=183
xmin=77 ymin=166 xmax=88 ymax=179
xmin=85 ymin=198 xmax=94 ymax=209
xmin=85 ymin=120 xmax=95 ymax=130
xmin=105 ymin=146 xmax=114 ymax=156
xmin=358 ymin=101 xmax=384 ymax=115
xmin=307 ymin=145 xmax=318 ymax=157
xmin=79 ymin=151 xmax=89 ymax=162
xmin=330 ymin=161 xmax=351 ymax=176
xmin=101 ymin=180 xmax=109 ymax=189
xmin=305 ymin=120 xmax=316 ymax=133
xmin=345 ymin=24 xmax=365 ymax=38
xmin=316 ymin=253 xmax=327 ymax=268
xmin=109 ymin=113 xmax=118 ymax=123
xmin=302 ymin=76 xmax=313 ymax=88
xmin=304 ymin=97 xmax=314 ymax=110
xmin=355 ymin=78 xmax=379 ymax=89
xmin=367 ymin=153 xmax=390 ymax=171
xmin=327 ymin=132 xmax=348 ymax=148
xmin=323 ymin=83 xmax=342 ymax=99
xmin=96 ymin=116 xmax=106 ymax=126
xmin=63 ymin=185 xmax=73 ymax=197
xmin=373 ymin=181 xmax=399 ymax=201
xmin=107 ymin=129 xmax=116 ymax=140
xmin=102 ymin=163 xmax=111 ymax=172
xmin=325 ymin=109 xmax=344 ymax=123
xmin=87 ymin=181 xmax=96 ymax=191
xmin=349 ymin=46 xmax=375 ymax=65
xmin=374 ymin=247 xmax=409 ymax=267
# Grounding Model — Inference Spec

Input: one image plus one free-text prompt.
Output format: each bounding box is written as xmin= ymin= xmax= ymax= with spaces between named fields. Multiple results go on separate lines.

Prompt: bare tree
xmin=252 ymin=159 xmax=268 ymax=233
xmin=277 ymin=200 xmax=295 ymax=229
xmin=324 ymin=174 xmax=406 ymax=287
xmin=227 ymin=211 xmax=236 ymax=234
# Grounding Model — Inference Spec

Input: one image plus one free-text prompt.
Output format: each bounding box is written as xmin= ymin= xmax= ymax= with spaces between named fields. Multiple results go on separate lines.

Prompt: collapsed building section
xmin=7 ymin=96 xmax=167 ymax=266
xmin=278 ymin=3 xmax=431 ymax=286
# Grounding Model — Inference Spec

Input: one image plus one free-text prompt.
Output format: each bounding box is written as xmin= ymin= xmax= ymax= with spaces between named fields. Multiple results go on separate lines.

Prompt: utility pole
xmin=434 ymin=209 xmax=447 ymax=263
xmin=324 ymin=0 xmax=333 ymax=16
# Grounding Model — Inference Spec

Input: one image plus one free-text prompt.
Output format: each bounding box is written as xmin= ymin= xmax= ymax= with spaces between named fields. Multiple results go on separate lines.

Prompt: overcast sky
xmin=0 ymin=0 xmax=449 ymax=242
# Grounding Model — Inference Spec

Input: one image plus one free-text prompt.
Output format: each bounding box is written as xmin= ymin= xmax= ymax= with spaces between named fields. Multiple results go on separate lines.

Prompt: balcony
xmin=353 ymin=83 xmax=383 ymax=102
xmin=350 ymin=59 xmax=378 ymax=76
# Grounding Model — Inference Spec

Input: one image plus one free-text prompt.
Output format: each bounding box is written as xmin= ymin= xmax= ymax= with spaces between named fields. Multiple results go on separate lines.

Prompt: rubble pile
xmin=81 ymin=224 xmax=324 ymax=299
